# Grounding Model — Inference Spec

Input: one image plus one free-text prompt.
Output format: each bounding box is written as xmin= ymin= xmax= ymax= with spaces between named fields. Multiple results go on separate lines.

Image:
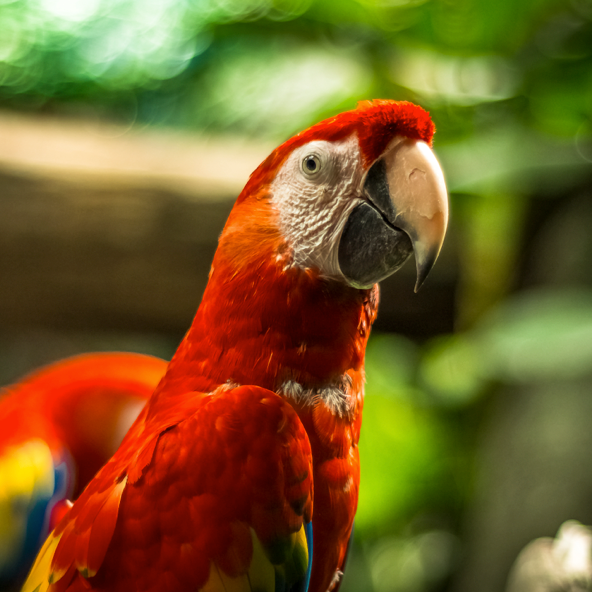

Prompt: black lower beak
xmin=338 ymin=201 xmax=413 ymax=289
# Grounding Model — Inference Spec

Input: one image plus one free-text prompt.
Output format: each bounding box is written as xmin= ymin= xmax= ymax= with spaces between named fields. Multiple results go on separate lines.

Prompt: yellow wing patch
xmin=201 ymin=563 xmax=250 ymax=592
xmin=0 ymin=439 xmax=55 ymax=575
xmin=199 ymin=524 xmax=309 ymax=592
xmin=21 ymin=530 xmax=62 ymax=592
xmin=246 ymin=528 xmax=275 ymax=592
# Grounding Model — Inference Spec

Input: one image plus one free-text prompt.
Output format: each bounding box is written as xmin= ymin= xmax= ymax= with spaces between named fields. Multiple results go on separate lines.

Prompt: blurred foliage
xmin=359 ymin=335 xmax=462 ymax=538
xmin=421 ymin=288 xmax=592 ymax=399
xmin=0 ymin=0 xmax=590 ymax=147
xmin=351 ymin=333 xmax=467 ymax=592
xmin=2 ymin=0 xmax=592 ymax=590
xmin=356 ymin=286 xmax=592 ymax=591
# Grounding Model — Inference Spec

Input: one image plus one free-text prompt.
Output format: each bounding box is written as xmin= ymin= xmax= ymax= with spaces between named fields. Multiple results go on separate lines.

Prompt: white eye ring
xmin=301 ymin=153 xmax=322 ymax=178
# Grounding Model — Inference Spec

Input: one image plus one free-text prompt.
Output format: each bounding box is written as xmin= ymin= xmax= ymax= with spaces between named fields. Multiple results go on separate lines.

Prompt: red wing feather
xmin=24 ymin=384 xmax=313 ymax=592
xmin=84 ymin=477 xmax=128 ymax=577
xmin=50 ymin=475 xmax=127 ymax=583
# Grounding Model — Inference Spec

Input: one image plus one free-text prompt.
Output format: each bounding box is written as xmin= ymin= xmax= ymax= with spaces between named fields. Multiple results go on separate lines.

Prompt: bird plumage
xmin=21 ymin=100 xmax=448 ymax=592
xmin=0 ymin=353 xmax=166 ymax=584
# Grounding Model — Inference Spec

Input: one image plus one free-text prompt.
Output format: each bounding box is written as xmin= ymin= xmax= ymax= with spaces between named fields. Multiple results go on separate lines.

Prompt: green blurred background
xmin=1 ymin=0 xmax=592 ymax=591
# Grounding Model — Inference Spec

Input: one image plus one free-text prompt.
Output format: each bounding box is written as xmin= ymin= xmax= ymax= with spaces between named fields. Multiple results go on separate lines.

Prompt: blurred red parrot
xmin=22 ymin=100 xmax=448 ymax=592
xmin=0 ymin=353 xmax=167 ymax=584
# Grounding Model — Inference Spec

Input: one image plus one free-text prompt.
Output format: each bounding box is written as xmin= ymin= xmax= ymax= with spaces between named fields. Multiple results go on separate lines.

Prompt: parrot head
xmin=220 ymin=99 xmax=448 ymax=293
xmin=164 ymin=99 xmax=449 ymax=401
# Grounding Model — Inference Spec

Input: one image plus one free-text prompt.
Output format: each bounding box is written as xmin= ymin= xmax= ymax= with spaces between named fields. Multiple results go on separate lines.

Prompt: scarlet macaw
xmin=22 ymin=100 xmax=448 ymax=592
xmin=0 ymin=353 xmax=167 ymax=584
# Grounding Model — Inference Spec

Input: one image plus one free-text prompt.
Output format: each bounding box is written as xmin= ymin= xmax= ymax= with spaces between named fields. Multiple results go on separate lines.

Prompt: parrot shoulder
xmin=22 ymin=384 xmax=314 ymax=592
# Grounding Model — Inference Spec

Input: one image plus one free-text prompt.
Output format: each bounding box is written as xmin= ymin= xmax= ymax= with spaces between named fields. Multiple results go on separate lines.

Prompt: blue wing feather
xmin=286 ymin=520 xmax=312 ymax=592
xmin=301 ymin=521 xmax=313 ymax=592
xmin=0 ymin=442 xmax=72 ymax=584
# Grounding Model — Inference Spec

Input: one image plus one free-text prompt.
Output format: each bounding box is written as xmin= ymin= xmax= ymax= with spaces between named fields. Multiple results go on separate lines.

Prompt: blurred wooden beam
xmin=0 ymin=110 xmax=456 ymax=338
xmin=0 ymin=110 xmax=274 ymax=197
xmin=0 ymin=110 xmax=273 ymax=334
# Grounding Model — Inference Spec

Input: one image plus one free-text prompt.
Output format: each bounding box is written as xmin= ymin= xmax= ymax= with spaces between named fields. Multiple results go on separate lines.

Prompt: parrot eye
xmin=301 ymin=154 xmax=322 ymax=178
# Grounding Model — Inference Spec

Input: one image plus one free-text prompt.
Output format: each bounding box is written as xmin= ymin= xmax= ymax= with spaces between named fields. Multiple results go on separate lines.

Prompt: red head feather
xmin=241 ymin=100 xmax=434 ymax=201
xmin=156 ymin=98 xmax=438 ymax=404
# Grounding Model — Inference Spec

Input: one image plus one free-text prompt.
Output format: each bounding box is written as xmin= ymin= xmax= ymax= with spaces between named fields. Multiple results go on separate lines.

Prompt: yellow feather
xmin=0 ymin=440 xmax=54 ymax=500
xmin=291 ymin=524 xmax=309 ymax=575
xmin=21 ymin=531 xmax=62 ymax=592
xmin=0 ymin=440 xmax=55 ymax=574
xmin=198 ymin=528 xmax=280 ymax=592
xmin=200 ymin=561 xmax=251 ymax=592
xmin=190 ymin=524 xmax=310 ymax=591
xmin=283 ymin=524 xmax=309 ymax=585
xmin=246 ymin=528 xmax=275 ymax=592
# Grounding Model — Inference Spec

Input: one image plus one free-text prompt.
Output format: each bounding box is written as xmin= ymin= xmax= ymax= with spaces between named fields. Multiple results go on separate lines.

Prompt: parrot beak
xmin=376 ymin=137 xmax=448 ymax=291
xmin=337 ymin=136 xmax=448 ymax=291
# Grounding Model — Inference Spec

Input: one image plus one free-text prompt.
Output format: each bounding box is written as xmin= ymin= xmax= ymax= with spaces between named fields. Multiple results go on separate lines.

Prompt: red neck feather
xmin=148 ymin=100 xmax=431 ymax=409
xmin=152 ymin=194 xmax=377 ymax=406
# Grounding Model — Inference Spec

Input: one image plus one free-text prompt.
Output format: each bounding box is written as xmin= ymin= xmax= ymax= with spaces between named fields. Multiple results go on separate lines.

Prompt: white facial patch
xmin=269 ymin=136 xmax=364 ymax=280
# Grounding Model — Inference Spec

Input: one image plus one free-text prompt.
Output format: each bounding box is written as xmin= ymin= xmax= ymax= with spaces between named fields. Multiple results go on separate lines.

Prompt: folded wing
xmin=23 ymin=385 xmax=314 ymax=592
